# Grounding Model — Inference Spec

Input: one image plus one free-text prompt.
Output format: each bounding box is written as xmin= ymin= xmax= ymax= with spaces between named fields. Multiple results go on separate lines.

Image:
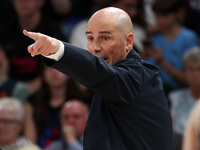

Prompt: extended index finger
xmin=23 ymin=29 xmax=40 ymax=41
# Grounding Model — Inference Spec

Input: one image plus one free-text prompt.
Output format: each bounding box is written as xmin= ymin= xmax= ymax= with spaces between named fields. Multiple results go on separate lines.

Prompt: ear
xmin=125 ymin=33 xmax=134 ymax=54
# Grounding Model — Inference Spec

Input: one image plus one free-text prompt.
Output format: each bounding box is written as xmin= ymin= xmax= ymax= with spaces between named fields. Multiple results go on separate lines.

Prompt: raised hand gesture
xmin=23 ymin=30 xmax=60 ymax=57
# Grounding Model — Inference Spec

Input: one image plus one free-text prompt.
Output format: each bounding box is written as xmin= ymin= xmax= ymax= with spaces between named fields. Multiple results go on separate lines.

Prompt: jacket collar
xmin=126 ymin=49 xmax=140 ymax=59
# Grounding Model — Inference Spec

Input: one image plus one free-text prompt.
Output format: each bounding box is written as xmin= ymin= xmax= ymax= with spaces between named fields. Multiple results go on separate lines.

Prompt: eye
xmin=102 ymin=36 xmax=110 ymax=41
xmin=87 ymin=36 xmax=94 ymax=41
xmin=74 ymin=115 xmax=81 ymax=119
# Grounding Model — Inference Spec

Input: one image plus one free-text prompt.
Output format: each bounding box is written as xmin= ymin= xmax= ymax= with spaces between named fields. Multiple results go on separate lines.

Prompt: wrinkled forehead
xmin=86 ymin=15 xmax=123 ymax=38
xmin=0 ymin=111 xmax=16 ymax=120
xmin=87 ymin=12 xmax=117 ymax=29
xmin=87 ymin=8 xmax=132 ymax=37
xmin=61 ymin=102 xmax=89 ymax=117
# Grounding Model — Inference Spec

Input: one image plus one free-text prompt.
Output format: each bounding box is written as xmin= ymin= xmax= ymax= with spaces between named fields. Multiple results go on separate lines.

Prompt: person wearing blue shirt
xmin=143 ymin=0 xmax=199 ymax=95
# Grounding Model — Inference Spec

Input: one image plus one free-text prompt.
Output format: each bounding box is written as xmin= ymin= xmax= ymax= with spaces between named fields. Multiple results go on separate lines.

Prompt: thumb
xmin=23 ymin=29 xmax=39 ymax=41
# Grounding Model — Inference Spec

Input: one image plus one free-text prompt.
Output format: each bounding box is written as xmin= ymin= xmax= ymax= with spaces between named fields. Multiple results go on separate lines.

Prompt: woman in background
xmin=24 ymin=66 xmax=92 ymax=149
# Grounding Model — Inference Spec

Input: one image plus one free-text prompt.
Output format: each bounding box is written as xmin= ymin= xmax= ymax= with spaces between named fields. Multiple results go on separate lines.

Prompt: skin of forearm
xmin=159 ymin=59 xmax=187 ymax=85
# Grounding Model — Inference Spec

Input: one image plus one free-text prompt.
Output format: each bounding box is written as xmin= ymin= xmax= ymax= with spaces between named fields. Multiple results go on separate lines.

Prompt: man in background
xmin=45 ymin=99 xmax=89 ymax=150
xmin=0 ymin=97 xmax=41 ymax=150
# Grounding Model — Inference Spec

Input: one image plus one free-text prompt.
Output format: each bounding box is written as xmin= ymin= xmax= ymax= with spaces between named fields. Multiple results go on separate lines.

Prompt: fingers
xmin=27 ymin=44 xmax=34 ymax=57
xmin=41 ymin=38 xmax=60 ymax=56
xmin=23 ymin=30 xmax=41 ymax=41
xmin=29 ymin=37 xmax=47 ymax=57
xmin=23 ymin=30 xmax=60 ymax=57
xmin=33 ymin=36 xmax=47 ymax=56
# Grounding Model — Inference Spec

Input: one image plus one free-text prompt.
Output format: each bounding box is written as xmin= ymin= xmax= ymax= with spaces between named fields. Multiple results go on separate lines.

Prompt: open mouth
xmin=98 ymin=57 xmax=109 ymax=63
xmin=102 ymin=58 xmax=109 ymax=63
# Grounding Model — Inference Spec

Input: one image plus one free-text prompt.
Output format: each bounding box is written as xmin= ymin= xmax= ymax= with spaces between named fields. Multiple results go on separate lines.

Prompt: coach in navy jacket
xmin=24 ymin=7 xmax=172 ymax=150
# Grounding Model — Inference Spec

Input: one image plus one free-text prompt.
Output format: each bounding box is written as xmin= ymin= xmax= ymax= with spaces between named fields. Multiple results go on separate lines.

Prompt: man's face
xmin=0 ymin=112 xmax=22 ymax=146
xmin=185 ymin=61 xmax=200 ymax=89
xmin=61 ymin=102 xmax=88 ymax=138
xmin=13 ymin=0 xmax=42 ymax=18
xmin=86 ymin=15 xmax=127 ymax=66
xmin=43 ymin=67 xmax=70 ymax=88
xmin=155 ymin=12 xmax=177 ymax=32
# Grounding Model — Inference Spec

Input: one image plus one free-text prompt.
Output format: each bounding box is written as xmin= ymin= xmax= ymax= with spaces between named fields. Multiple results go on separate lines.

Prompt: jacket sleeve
xmin=44 ymin=42 xmax=158 ymax=105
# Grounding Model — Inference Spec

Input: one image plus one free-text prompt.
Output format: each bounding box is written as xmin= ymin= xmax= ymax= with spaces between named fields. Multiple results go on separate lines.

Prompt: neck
xmin=18 ymin=11 xmax=41 ymax=31
xmin=164 ymin=23 xmax=181 ymax=41
xmin=51 ymin=85 xmax=67 ymax=98
xmin=50 ymin=86 xmax=67 ymax=108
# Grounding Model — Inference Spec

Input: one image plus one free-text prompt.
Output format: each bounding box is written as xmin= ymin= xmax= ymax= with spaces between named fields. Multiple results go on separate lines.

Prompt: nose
xmin=89 ymin=40 xmax=102 ymax=54
xmin=66 ymin=117 xmax=76 ymax=125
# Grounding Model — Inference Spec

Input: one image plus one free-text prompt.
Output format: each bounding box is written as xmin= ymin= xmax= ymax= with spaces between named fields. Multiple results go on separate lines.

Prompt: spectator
xmin=182 ymin=99 xmax=200 ymax=150
xmin=45 ymin=99 xmax=89 ymax=150
xmin=144 ymin=0 xmax=199 ymax=96
xmin=0 ymin=97 xmax=41 ymax=150
xmin=0 ymin=44 xmax=29 ymax=103
xmin=0 ymin=0 xmax=65 ymax=94
xmin=168 ymin=46 xmax=200 ymax=150
xmin=24 ymin=66 xmax=92 ymax=148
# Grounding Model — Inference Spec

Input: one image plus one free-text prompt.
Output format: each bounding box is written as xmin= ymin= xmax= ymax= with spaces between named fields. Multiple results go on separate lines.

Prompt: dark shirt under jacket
xmin=44 ymin=42 xmax=172 ymax=150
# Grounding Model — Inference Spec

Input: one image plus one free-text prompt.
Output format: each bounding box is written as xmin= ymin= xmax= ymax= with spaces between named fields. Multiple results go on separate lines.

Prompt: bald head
xmin=86 ymin=7 xmax=134 ymax=66
xmin=62 ymin=99 xmax=89 ymax=115
xmin=61 ymin=99 xmax=89 ymax=137
xmin=89 ymin=7 xmax=133 ymax=39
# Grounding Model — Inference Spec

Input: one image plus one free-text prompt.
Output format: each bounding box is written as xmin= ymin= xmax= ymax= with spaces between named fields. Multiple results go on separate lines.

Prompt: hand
xmin=145 ymin=46 xmax=163 ymax=63
xmin=23 ymin=30 xmax=60 ymax=57
xmin=62 ymin=124 xmax=77 ymax=144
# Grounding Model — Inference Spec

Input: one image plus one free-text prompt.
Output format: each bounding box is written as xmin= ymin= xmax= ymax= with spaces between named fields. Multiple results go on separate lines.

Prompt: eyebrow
xmin=85 ymin=31 xmax=112 ymax=35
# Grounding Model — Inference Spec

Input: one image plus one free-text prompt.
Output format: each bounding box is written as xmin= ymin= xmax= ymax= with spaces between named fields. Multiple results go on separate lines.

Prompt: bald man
xmin=23 ymin=7 xmax=172 ymax=150
xmin=45 ymin=100 xmax=89 ymax=150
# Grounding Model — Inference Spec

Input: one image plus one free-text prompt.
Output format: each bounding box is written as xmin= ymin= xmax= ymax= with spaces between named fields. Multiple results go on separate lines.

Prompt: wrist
xmin=65 ymin=135 xmax=77 ymax=144
xmin=156 ymin=57 xmax=164 ymax=64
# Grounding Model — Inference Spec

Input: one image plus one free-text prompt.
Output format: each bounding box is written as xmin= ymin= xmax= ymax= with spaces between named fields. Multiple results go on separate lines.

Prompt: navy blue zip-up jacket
xmin=44 ymin=42 xmax=172 ymax=150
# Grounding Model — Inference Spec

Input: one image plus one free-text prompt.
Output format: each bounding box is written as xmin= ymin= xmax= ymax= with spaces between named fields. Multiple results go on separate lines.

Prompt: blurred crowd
xmin=0 ymin=0 xmax=199 ymax=150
